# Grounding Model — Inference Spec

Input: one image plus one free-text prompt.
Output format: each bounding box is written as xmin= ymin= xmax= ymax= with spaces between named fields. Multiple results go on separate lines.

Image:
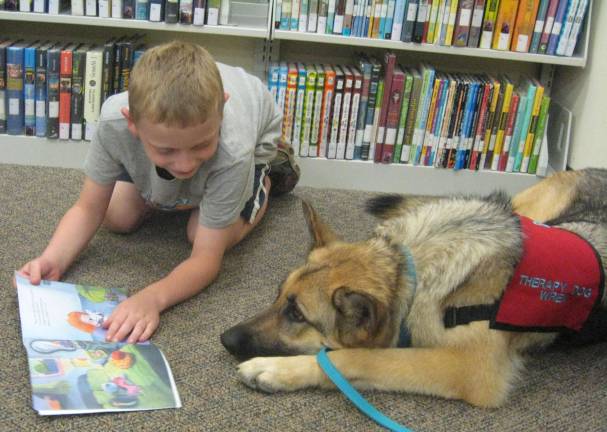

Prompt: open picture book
xmin=15 ymin=273 xmax=181 ymax=415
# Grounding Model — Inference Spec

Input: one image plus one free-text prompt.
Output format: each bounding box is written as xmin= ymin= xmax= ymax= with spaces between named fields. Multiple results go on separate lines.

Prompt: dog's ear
xmin=302 ymin=200 xmax=339 ymax=248
xmin=332 ymin=287 xmax=382 ymax=345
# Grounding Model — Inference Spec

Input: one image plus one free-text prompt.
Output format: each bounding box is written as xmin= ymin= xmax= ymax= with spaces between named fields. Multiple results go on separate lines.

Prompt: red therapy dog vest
xmin=492 ymin=216 xmax=605 ymax=333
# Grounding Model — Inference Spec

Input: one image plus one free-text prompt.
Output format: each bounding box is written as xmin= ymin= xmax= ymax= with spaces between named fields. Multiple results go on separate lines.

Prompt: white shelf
xmin=273 ymin=30 xmax=587 ymax=68
xmin=0 ymin=11 xmax=269 ymax=38
xmin=297 ymin=157 xmax=540 ymax=196
xmin=0 ymin=135 xmax=539 ymax=195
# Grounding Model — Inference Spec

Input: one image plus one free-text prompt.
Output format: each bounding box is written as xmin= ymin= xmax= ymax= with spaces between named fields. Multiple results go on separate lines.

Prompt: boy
xmin=18 ymin=41 xmax=298 ymax=344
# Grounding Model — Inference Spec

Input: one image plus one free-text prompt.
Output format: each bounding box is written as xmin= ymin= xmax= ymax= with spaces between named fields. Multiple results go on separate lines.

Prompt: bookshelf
xmin=0 ymin=0 xmax=594 ymax=196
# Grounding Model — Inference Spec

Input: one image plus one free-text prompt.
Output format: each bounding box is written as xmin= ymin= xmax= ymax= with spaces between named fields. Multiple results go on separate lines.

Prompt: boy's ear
xmin=121 ymin=107 xmax=138 ymax=138
xmin=224 ymin=92 xmax=230 ymax=102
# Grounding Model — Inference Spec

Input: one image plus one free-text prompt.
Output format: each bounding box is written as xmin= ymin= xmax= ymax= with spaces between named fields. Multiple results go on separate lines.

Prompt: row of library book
xmin=0 ymin=36 xmax=144 ymax=140
xmin=269 ymin=55 xmax=550 ymax=174
xmin=274 ymin=0 xmax=589 ymax=57
xmin=0 ymin=0 xmax=229 ymax=25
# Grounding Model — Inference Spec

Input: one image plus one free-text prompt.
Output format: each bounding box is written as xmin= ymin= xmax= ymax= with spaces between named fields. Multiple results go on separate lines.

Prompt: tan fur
xmin=223 ymin=170 xmax=606 ymax=408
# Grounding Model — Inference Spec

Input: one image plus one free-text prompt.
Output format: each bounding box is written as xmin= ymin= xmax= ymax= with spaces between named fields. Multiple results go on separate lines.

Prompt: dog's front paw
xmin=237 ymin=356 xmax=320 ymax=393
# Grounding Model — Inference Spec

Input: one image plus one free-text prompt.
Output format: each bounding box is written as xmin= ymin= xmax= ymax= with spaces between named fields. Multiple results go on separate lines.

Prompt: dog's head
xmin=221 ymin=201 xmax=409 ymax=360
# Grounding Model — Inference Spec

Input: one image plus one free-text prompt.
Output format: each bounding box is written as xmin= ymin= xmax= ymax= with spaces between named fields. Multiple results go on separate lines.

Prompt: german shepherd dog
xmin=221 ymin=168 xmax=607 ymax=407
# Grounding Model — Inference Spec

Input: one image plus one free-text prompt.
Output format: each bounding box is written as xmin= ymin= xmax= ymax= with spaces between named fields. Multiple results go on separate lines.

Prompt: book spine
xmin=442 ymin=81 xmax=463 ymax=168
xmin=478 ymin=79 xmax=500 ymax=169
xmin=33 ymin=0 xmax=47 ymax=12
xmin=427 ymin=76 xmax=449 ymax=165
xmin=319 ymin=66 xmax=336 ymax=157
xmin=527 ymin=95 xmax=550 ymax=174
xmin=467 ymin=0 xmax=486 ymax=47
xmin=434 ymin=78 xmax=457 ymax=166
xmin=327 ymin=68 xmax=345 ymax=159
xmin=478 ymin=0 xmax=500 ymax=49
xmin=446 ymin=80 xmax=468 ymax=169
xmin=505 ymin=93 xmax=527 ymax=172
xmin=71 ymin=0 xmax=84 ymax=15
xmin=179 ymin=0 xmax=193 ymax=23
xmin=546 ymin=0 xmax=570 ymax=55
xmin=528 ymin=0 xmax=550 ymax=53
xmin=520 ymin=83 xmax=544 ymax=172
xmin=99 ymin=0 xmax=110 ymax=16
xmin=84 ymin=50 xmax=103 ymax=141
xmin=564 ymin=0 xmax=588 ymax=57
xmin=497 ymin=92 xmax=520 ymax=171
xmin=556 ymin=0 xmax=580 ymax=55
xmin=293 ymin=65 xmax=307 ymax=156
xmin=300 ymin=68 xmax=317 ymax=158
xmin=492 ymin=0 xmax=519 ymax=50
xmin=309 ymin=67 xmax=325 ymax=157
xmin=412 ymin=0 xmax=428 ymax=42
xmin=381 ymin=68 xmax=405 ymax=163
xmin=490 ymin=81 xmax=513 ymax=170
xmin=469 ymin=80 xmax=491 ymax=170
xmin=277 ymin=63 xmax=288 ymax=122
xmin=411 ymin=66 xmax=435 ymax=164
xmin=512 ymin=0 xmax=540 ymax=53
xmin=443 ymin=0 xmax=458 ymax=46
xmin=282 ymin=65 xmax=298 ymax=146
xmin=345 ymin=70 xmax=362 ymax=159
xmin=401 ymin=73 xmax=422 ymax=163
xmin=7 ymin=46 xmax=25 ymax=135
xmin=513 ymin=83 xmax=537 ymax=172
xmin=453 ymin=0 xmax=474 ymax=47
xmin=538 ymin=0 xmax=560 ymax=53
xmin=85 ymin=0 xmax=97 ymax=15
xmin=122 ymin=0 xmax=135 ymax=17
xmin=390 ymin=0 xmax=406 ymax=40
xmin=420 ymin=76 xmax=442 ymax=164
xmin=59 ymin=48 xmax=73 ymax=140
xmin=368 ymin=80 xmax=384 ymax=161
xmin=394 ymin=72 xmax=413 ymax=162
xmin=0 ymin=45 xmax=6 ymax=134
xmin=35 ymin=45 xmax=48 ymax=137
xmin=361 ymin=60 xmax=381 ymax=160
xmin=337 ymin=68 xmax=353 ymax=159
xmin=118 ymin=41 xmax=133 ymax=92
xmin=166 ymin=0 xmax=180 ymax=23
xmin=373 ymin=52 xmax=396 ymax=162
xmin=192 ymin=0 xmax=205 ymax=24
xmin=136 ymin=0 xmax=149 ymax=19
xmin=402 ymin=0 xmax=419 ymax=42
xmin=46 ymin=48 xmax=61 ymax=139
xmin=24 ymin=46 xmax=37 ymax=136
xmin=70 ymin=48 xmax=86 ymax=141
xmin=353 ymin=59 xmax=371 ymax=159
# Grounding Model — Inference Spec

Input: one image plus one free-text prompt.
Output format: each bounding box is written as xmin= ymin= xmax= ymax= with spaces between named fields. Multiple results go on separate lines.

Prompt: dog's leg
xmin=238 ymin=345 xmax=518 ymax=408
xmin=513 ymin=170 xmax=582 ymax=222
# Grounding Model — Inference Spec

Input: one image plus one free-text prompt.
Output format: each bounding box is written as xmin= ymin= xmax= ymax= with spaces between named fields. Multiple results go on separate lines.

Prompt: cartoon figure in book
xmin=18 ymin=41 xmax=300 ymax=346
xmin=67 ymin=310 xmax=107 ymax=340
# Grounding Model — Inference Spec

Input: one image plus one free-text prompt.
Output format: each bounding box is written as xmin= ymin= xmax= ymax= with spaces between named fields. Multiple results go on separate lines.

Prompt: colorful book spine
xmin=468 ymin=78 xmax=491 ymax=170
xmin=512 ymin=0 xmax=540 ymax=52
xmin=435 ymin=77 xmax=458 ymax=166
xmin=479 ymin=0 xmax=500 ymax=49
xmin=394 ymin=70 xmax=414 ymax=162
xmin=520 ymin=81 xmax=544 ymax=172
xmin=59 ymin=44 xmax=76 ymax=140
xmin=299 ymin=0 xmax=310 ymax=31
xmin=353 ymin=56 xmax=372 ymax=159
xmin=420 ymin=75 xmax=442 ymax=164
xmin=281 ymin=0 xmax=293 ymax=30
xmin=24 ymin=44 xmax=38 ymax=136
xmin=361 ymin=58 xmax=381 ymax=160
xmin=410 ymin=65 xmax=435 ymax=164
xmin=46 ymin=45 xmax=61 ymax=139
xmin=538 ymin=0 xmax=560 ymax=54
xmin=455 ymin=79 xmax=478 ymax=169
xmin=467 ymin=0 xmax=486 ymax=47
xmin=7 ymin=43 xmax=26 ymax=135
xmin=34 ymin=42 xmax=52 ymax=137
xmin=412 ymin=0 xmax=428 ymax=42
xmin=373 ymin=51 xmax=396 ymax=162
xmin=400 ymin=68 xmax=422 ymax=163
xmin=428 ymin=75 xmax=451 ymax=165
xmin=505 ymin=92 xmax=528 ymax=172
xmin=0 ymin=41 xmax=11 ymax=134
xmin=345 ymin=68 xmax=362 ymax=159
xmin=490 ymin=78 xmax=513 ymax=170
xmin=300 ymin=65 xmax=318 ymax=158
xmin=512 ymin=80 xmax=537 ymax=172
xmin=444 ymin=80 xmax=466 ymax=168
xmin=337 ymin=66 xmax=353 ymax=159
xmin=546 ymin=0 xmax=570 ymax=55
xmin=136 ymin=0 xmax=149 ymax=19
xmin=492 ymin=0 xmax=519 ymax=50
xmin=381 ymin=65 xmax=405 ymax=163
xmin=527 ymin=95 xmax=551 ymax=174
xmin=319 ymin=65 xmax=336 ymax=157
xmin=556 ymin=0 xmax=580 ymax=55
xmin=446 ymin=79 xmax=469 ymax=168
xmin=165 ymin=0 xmax=179 ymax=22
xmin=70 ymin=45 xmax=87 ymax=141
xmin=368 ymin=80 xmax=384 ymax=161
xmin=453 ymin=0 xmax=474 ymax=47
xmin=497 ymin=92 xmax=520 ymax=171
xmin=327 ymin=66 xmax=345 ymax=159
xmin=444 ymin=0 xmax=460 ymax=46
xmin=564 ymin=0 xmax=589 ymax=57
xmin=84 ymin=47 xmax=104 ymax=141
xmin=478 ymin=77 xmax=500 ymax=169
xmin=122 ymin=0 xmax=135 ymax=18
xmin=277 ymin=62 xmax=289 ymax=119
xmin=309 ymin=65 xmax=325 ymax=157
xmin=402 ymin=0 xmax=419 ymax=42
xmin=309 ymin=0 xmax=320 ymax=32
xmin=282 ymin=63 xmax=299 ymax=147
xmin=268 ymin=62 xmax=280 ymax=102
xmin=528 ymin=0 xmax=551 ymax=53
xmin=293 ymin=63 xmax=307 ymax=156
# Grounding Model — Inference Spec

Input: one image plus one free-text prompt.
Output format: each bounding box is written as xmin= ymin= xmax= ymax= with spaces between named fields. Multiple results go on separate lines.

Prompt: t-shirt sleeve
xmin=83 ymin=121 xmax=124 ymax=185
xmin=254 ymin=78 xmax=282 ymax=164
xmin=198 ymin=156 xmax=254 ymax=229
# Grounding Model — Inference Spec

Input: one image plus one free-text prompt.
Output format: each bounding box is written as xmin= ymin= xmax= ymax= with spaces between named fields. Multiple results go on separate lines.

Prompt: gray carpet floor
xmin=1 ymin=164 xmax=606 ymax=431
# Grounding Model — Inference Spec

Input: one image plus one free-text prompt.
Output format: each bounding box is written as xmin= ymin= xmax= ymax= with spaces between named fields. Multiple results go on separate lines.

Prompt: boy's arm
xmin=103 ymin=221 xmax=236 ymax=343
xmin=20 ymin=177 xmax=114 ymax=284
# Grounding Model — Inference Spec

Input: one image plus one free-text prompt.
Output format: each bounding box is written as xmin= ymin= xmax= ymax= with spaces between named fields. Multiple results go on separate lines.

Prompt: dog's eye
xmin=285 ymin=303 xmax=305 ymax=323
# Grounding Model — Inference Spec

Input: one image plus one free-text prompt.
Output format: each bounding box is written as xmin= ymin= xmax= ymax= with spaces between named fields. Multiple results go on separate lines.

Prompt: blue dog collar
xmin=317 ymin=347 xmax=413 ymax=432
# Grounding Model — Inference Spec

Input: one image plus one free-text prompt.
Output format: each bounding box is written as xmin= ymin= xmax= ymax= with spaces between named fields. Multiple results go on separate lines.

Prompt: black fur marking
xmin=366 ymin=194 xmax=405 ymax=217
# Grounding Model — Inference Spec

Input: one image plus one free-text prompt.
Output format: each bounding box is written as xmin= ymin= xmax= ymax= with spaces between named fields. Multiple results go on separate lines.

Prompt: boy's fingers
xmin=139 ymin=322 xmax=156 ymax=342
xmin=127 ymin=321 xmax=147 ymax=344
xmin=112 ymin=320 xmax=135 ymax=343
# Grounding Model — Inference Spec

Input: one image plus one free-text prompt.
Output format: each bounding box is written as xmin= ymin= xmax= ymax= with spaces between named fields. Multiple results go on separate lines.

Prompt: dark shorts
xmin=116 ymin=163 xmax=269 ymax=224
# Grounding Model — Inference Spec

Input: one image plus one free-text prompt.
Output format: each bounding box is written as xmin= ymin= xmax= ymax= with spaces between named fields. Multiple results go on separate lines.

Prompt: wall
xmin=552 ymin=0 xmax=607 ymax=169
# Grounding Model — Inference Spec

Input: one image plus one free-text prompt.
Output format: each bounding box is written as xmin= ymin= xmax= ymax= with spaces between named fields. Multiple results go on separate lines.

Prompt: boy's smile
xmin=122 ymin=107 xmax=222 ymax=180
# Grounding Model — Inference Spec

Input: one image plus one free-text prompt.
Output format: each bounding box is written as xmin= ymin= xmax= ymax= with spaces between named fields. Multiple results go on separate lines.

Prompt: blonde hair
xmin=128 ymin=41 xmax=224 ymax=127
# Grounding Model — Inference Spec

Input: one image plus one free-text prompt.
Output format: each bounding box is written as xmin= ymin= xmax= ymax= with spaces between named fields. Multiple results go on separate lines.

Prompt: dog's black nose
xmin=220 ymin=326 xmax=251 ymax=357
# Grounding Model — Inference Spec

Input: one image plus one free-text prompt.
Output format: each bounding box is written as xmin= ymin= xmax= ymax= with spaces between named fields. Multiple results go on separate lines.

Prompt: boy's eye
xmin=193 ymin=143 xmax=209 ymax=151
xmin=157 ymin=148 xmax=174 ymax=155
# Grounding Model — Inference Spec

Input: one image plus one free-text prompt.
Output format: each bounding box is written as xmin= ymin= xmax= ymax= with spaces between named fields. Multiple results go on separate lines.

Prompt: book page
xmin=16 ymin=273 xmax=126 ymax=342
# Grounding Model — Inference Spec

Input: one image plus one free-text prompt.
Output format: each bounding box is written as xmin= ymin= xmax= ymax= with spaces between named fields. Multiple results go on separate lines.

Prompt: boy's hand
xmin=103 ymin=290 xmax=161 ymax=344
xmin=18 ymin=257 xmax=63 ymax=285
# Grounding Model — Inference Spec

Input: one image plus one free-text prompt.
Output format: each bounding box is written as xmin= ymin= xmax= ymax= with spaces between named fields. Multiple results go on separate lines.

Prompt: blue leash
xmin=317 ymin=348 xmax=412 ymax=432
xmin=316 ymin=245 xmax=417 ymax=431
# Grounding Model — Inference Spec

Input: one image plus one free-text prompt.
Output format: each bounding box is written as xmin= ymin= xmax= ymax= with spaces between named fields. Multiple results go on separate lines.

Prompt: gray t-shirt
xmin=84 ymin=63 xmax=281 ymax=229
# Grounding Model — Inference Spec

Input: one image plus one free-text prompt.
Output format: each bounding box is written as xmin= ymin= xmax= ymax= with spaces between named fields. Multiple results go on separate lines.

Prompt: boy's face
xmin=122 ymin=107 xmax=221 ymax=180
